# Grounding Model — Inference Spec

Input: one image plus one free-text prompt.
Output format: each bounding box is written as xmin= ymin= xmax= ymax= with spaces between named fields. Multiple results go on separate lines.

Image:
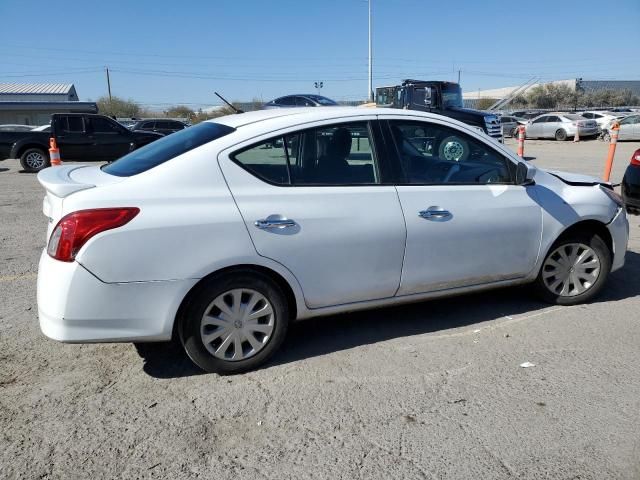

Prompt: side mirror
xmin=515 ymin=161 xmax=536 ymax=185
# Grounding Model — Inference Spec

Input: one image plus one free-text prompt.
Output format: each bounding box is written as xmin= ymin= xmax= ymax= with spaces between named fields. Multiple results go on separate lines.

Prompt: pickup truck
xmin=0 ymin=113 xmax=163 ymax=172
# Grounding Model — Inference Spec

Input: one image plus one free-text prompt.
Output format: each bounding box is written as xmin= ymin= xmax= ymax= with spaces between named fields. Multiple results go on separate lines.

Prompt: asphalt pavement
xmin=1 ymin=138 xmax=639 ymax=479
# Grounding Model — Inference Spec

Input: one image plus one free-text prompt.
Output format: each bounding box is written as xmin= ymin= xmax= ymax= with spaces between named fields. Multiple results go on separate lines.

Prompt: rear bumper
xmin=37 ymin=250 xmax=198 ymax=343
xmin=607 ymin=207 xmax=629 ymax=273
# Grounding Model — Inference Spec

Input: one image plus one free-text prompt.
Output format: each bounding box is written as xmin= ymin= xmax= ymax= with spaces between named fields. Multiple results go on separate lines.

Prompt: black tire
xmin=180 ymin=270 xmax=290 ymax=374
xmin=438 ymin=135 xmax=469 ymax=162
xmin=511 ymin=127 xmax=519 ymax=138
xmin=533 ymin=231 xmax=611 ymax=305
xmin=19 ymin=147 xmax=50 ymax=172
xmin=555 ymin=129 xmax=568 ymax=141
xmin=601 ymin=131 xmax=611 ymax=142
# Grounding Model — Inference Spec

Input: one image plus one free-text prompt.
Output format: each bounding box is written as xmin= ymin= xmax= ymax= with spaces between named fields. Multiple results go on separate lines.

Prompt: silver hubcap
xmin=200 ymin=289 xmax=275 ymax=361
xmin=443 ymin=141 xmax=464 ymax=161
xmin=25 ymin=151 xmax=45 ymax=169
xmin=542 ymin=243 xmax=601 ymax=297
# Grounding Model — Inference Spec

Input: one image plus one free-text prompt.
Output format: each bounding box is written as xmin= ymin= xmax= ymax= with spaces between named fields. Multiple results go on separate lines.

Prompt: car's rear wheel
xmin=555 ymin=129 xmax=568 ymax=141
xmin=534 ymin=232 xmax=611 ymax=305
xmin=20 ymin=148 xmax=49 ymax=172
xmin=180 ymin=271 xmax=289 ymax=374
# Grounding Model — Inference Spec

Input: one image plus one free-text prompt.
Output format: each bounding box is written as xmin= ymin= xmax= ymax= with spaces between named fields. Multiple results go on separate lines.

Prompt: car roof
xmin=211 ymin=106 xmax=476 ymax=129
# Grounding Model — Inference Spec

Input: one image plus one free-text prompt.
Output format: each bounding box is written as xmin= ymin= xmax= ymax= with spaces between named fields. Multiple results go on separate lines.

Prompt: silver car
xmin=603 ymin=114 xmax=640 ymax=141
xmin=500 ymin=116 xmax=525 ymax=137
xmin=525 ymin=113 xmax=599 ymax=140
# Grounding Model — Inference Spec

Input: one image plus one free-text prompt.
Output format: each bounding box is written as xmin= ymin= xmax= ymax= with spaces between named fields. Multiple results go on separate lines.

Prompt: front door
xmin=386 ymin=118 xmax=542 ymax=295
xmin=87 ymin=116 xmax=133 ymax=161
xmin=218 ymin=119 xmax=406 ymax=309
xmin=526 ymin=115 xmax=547 ymax=138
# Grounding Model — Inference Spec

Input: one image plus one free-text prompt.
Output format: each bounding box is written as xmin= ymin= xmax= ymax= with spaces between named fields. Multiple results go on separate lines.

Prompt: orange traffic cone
xmin=49 ymin=137 xmax=62 ymax=166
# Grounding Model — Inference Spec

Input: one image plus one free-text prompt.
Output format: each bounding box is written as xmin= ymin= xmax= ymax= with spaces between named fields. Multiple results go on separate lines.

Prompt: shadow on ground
xmin=135 ymin=251 xmax=640 ymax=379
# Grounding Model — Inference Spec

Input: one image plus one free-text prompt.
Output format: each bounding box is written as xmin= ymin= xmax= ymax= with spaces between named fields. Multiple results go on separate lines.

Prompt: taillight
xmin=47 ymin=208 xmax=140 ymax=262
xmin=631 ymin=148 xmax=640 ymax=167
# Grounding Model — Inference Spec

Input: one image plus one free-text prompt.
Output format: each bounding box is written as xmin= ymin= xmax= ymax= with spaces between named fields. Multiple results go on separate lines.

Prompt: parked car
xmin=500 ymin=116 xmax=525 ymax=137
xmin=510 ymin=110 xmax=546 ymax=120
xmin=524 ymin=113 xmax=599 ymax=140
xmin=128 ymin=119 xmax=189 ymax=135
xmin=0 ymin=113 xmax=163 ymax=172
xmin=579 ymin=111 xmax=627 ymax=130
xmin=36 ymin=107 xmax=628 ymax=374
xmin=0 ymin=124 xmax=34 ymax=132
xmin=602 ymin=114 xmax=640 ymax=142
xmin=622 ymin=148 xmax=640 ymax=215
xmin=263 ymin=94 xmax=338 ymax=108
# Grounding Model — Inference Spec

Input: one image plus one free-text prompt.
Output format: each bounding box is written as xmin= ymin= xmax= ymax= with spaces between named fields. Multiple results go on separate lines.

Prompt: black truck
xmin=375 ymin=80 xmax=502 ymax=141
xmin=0 ymin=113 xmax=163 ymax=172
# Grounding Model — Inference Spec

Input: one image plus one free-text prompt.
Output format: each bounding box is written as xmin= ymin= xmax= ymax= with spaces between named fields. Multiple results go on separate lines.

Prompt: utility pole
xmin=105 ymin=67 xmax=112 ymax=102
xmin=458 ymin=69 xmax=461 ymax=84
xmin=368 ymin=0 xmax=373 ymax=102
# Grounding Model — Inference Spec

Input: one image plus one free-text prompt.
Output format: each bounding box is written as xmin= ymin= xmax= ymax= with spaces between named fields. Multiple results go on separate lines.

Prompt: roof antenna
xmin=214 ymin=92 xmax=244 ymax=114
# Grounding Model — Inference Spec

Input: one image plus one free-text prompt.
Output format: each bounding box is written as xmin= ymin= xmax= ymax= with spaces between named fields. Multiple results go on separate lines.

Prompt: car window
xmin=279 ymin=96 xmax=296 ymax=106
xmin=389 ymin=120 xmax=514 ymax=185
xmin=593 ymin=113 xmax=603 ymax=119
xmin=532 ymin=116 xmax=547 ymax=124
xmin=90 ymin=117 xmax=124 ymax=133
xmin=58 ymin=116 xmax=85 ymax=133
xmin=233 ymin=121 xmax=379 ymax=186
xmin=581 ymin=113 xmax=592 ymax=119
xmin=102 ymin=121 xmax=235 ymax=177
xmin=546 ymin=116 xmax=561 ymax=123
xmin=156 ymin=121 xmax=175 ymax=129
xmin=296 ymin=96 xmax=315 ymax=107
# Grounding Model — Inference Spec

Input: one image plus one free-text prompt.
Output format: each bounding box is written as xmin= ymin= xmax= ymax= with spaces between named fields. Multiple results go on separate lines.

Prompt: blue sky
xmin=1 ymin=0 xmax=638 ymax=110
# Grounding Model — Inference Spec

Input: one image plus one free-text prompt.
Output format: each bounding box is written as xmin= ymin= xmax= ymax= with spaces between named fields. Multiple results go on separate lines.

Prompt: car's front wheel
xmin=534 ymin=232 xmax=611 ymax=305
xmin=180 ymin=270 xmax=290 ymax=374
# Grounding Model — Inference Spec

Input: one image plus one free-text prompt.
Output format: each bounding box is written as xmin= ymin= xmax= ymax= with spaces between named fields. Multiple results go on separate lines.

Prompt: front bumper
xmin=37 ymin=250 xmax=198 ymax=343
xmin=607 ymin=207 xmax=629 ymax=273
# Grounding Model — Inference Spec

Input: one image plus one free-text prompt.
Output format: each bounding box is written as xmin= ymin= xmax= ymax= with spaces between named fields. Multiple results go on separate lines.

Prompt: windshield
xmin=441 ymin=83 xmax=463 ymax=108
xmin=376 ymin=87 xmax=397 ymax=106
xmin=563 ymin=114 xmax=584 ymax=121
xmin=102 ymin=122 xmax=235 ymax=177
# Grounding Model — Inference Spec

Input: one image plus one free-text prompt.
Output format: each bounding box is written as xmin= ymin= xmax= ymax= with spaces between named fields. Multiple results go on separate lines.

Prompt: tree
xmin=165 ymin=105 xmax=195 ymax=119
xmin=476 ymin=98 xmax=498 ymax=110
xmin=96 ymin=96 xmax=143 ymax=117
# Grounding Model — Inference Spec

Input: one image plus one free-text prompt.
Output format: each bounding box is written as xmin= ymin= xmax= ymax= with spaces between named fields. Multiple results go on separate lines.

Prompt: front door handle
xmin=419 ymin=207 xmax=452 ymax=220
xmin=255 ymin=215 xmax=297 ymax=230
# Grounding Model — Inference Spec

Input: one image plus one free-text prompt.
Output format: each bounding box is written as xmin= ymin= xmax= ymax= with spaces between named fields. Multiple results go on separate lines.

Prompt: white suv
xmin=37 ymin=108 xmax=628 ymax=374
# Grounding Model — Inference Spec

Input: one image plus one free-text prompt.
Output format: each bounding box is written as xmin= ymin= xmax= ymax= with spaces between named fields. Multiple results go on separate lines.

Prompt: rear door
xmin=218 ymin=118 xmax=406 ymax=309
xmin=385 ymin=117 xmax=542 ymax=295
xmin=543 ymin=116 xmax=562 ymax=138
xmin=54 ymin=116 xmax=91 ymax=160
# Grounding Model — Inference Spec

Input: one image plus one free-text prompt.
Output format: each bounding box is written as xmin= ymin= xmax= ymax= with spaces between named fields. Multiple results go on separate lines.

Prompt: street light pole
xmin=314 ymin=81 xmax=323 ymax=95
xmin=368 ymin=0 xmax=373 ymax=102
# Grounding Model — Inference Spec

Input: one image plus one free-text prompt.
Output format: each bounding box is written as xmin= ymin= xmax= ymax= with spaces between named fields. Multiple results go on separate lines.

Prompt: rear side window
xmin=233 ymin=122 xmax=379 ymax=186
xmin=58 ymin=116 xmax=85 ymax=133
xmin=102 ymin=122 xmax=235 ymax=177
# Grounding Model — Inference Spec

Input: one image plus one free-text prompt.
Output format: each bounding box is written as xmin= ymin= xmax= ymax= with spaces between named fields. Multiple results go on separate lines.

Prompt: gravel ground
xmin=1 ymin=138 xmax=639 ymax=479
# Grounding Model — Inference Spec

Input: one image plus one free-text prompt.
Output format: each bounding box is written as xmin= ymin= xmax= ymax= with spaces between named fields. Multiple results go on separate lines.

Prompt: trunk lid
xmin=37 ymin=165 xmax=124 ymax=238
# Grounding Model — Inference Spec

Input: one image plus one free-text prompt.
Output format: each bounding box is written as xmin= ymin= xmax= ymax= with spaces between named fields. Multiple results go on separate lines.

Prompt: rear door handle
xmin=255 ymin=215 xmax=297 ymax=230
xmin=419 ymin=207 xmax=452 ymax=220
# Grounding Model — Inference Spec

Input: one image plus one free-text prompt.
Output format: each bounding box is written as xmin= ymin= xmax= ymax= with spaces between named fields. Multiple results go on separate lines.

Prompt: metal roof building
xmin=0 ymin=83 xmax=95 ymax=125
xmin=0 ymin=83 xmax=79 ymax=102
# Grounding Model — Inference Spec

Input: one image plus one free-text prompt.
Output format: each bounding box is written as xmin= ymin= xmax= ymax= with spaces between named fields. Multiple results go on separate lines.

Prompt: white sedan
xmin=37 ymin=107 xmax=629 ymax=374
